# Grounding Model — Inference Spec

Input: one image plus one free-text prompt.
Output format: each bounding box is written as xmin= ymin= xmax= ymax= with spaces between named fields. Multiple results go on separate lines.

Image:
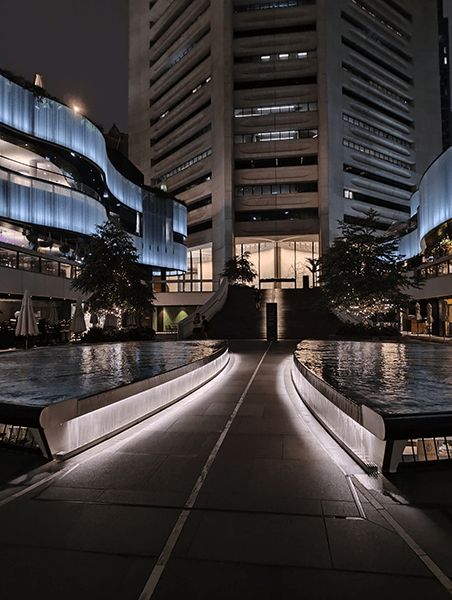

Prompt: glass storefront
xmin=236 ymin=239 xmax=319 ymax=288
xmin=164 ymin=239 xmax=319 ymax=292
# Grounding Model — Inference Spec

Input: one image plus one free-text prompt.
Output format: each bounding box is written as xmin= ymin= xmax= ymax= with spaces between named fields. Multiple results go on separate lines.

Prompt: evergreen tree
xmin=71 ymin=218 xmax=154 ymax=322
xmin=319 ymin=211 xmax=418 ymax=319
xmin=221 ymin=251 xmax=257 ymax=286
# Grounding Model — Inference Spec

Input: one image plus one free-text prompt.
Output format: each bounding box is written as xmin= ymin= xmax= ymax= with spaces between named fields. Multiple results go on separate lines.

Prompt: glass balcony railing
xmin=0 ymin=243 xmax=80 ymax=279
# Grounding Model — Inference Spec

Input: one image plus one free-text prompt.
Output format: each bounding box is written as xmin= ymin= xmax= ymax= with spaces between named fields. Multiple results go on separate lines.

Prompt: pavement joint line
xmin=345 ymin=475 xmax=367 ymax=519
xmin=351 ymin=471 xmax=452 ymax=593
xmin=0 ymin=463 xmax=80 ymax=507
xmin=138 ymin=342 xmax=273 ymax=600
xmin=286 ymin=359 xmax=452 ymax=596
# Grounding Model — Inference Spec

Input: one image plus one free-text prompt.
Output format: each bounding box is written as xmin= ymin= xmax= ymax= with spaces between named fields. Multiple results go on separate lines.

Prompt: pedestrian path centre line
xmin=138 ymin=342 xmax=272 ymax=600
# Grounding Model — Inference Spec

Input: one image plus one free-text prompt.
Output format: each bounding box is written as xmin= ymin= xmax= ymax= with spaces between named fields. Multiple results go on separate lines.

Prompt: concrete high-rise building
xmin=129 ymin=0 xmax=443 ymax=292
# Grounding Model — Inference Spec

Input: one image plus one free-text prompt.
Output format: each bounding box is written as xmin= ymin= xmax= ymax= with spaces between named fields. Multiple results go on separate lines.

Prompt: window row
xmin=351 ymin=0 xmax=408 ymax=39
xmin=235 ymin=75 xmax=317 ymax=90
xmin=235 ymin=155 xmax=317 ymax=169
xmin=418 ymin=259 xmax=452 ymax=280
xmin=342 ymin=113 xmax=411 ymax=148
xmin=151 ymin=53 xmax=211 ymax=104
xmin=235 ymin=181 xmax=317 ymax=195
xmin=343 ymin=87 xmax=411 ymax=126
xmin=343 ymin=164 xmax=415 ymax=192
xmin=0 ymin=246 xmax=79 ymax=278
xmin=234 ymin=23 xmax=316 ymax=38
xmin=233 ymin=0 xmax=315 ymax=11
xmin=235 ymin=102 xmax=317 ymax=117
xmin=155 ymin=78 xmax=211 ymax=122
xmin=343 ymin=138 xmax=411 ymax=170
xmin=186 ymin=195 xmax=212 ymax=212
xmin=341 ymin=12 xmax=411 ymax=62
xmin=235 ymin=129 xmax=317 ymax=143
xmin=156 ymin=148 xmax=212 ymax=183
xmin=153 ymin=43 xmax=195 ymax=74
xmin=343 ymin=189 xmax=410 ymax=213
xmin=235 ymin=208 xmax=318 ymax=221
xmin=235 ymin=50 xmax=316 ymax=63
xmin=170 ymin=172 xmax=212 ymax=196
xmin=341 ymin=37 xmax=411 ymax=84
xmin=342 ymin=63 xmax=410 ymax=105
xmin=152 ymin=124 xmax=212 ymax=164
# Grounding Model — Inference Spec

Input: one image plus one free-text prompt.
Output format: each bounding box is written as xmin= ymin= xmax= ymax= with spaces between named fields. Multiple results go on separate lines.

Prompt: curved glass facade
xmin=0 ymin=74 xmax=187 ymax=271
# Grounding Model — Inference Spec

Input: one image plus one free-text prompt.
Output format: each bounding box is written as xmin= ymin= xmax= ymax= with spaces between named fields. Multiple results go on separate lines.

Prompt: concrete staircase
xmin=208 ymin=286 xmax=340 ymax=340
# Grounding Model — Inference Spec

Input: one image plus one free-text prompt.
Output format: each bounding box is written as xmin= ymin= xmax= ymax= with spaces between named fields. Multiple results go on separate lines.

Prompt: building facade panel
xmin=129 ymin=0 xmax=443 ymax=289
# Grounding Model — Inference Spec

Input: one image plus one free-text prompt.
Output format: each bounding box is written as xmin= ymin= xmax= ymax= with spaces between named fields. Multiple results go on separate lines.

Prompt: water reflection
xmin=0 ymin=341 xmax=224 ymax=407
xmin=295 ymin=340 xmax=452 ymax=416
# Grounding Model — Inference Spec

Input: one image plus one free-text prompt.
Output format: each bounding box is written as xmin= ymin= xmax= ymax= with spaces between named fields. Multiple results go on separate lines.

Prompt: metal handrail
xmin=177 ymin=277 xmax=229 ymax=340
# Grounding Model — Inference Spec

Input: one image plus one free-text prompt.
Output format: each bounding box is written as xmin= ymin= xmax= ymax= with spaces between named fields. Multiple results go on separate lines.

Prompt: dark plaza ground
xmin=1 ymin=340 xmax=452 ymax=599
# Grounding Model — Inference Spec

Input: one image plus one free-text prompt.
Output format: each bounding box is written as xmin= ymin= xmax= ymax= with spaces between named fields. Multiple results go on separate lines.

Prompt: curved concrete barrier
xmin=291 ymin=356 xmax=387 ymax=472
xmin=38 ymin=345 xmax=229 ymax=459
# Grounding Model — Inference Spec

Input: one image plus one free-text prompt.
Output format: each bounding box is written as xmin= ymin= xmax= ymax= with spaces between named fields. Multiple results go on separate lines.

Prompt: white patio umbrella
xmin=70 ymin=301 xmax=86 ymax=334
xmin=426 ymin=303 xmax=434 ymax=332
xmin=415 ymin=302 xmax=422 ymax=321
xmin=49 ymin=301 xmax=59 ymax=327
xmin=15 ymin=290 xmax=38 ymax=347
xmin=442 ymin=300 xmax=450 ymax=322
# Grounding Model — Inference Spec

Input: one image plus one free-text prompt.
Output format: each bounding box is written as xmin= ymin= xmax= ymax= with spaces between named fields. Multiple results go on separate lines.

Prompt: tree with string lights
xmin=71 ymin=217 xmax=154 ymax=324
xmin=318 ymin=210 xmax=418 ymax=320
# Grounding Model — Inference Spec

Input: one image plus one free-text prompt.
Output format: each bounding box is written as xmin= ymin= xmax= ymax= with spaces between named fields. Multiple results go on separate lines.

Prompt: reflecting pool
xmin=0 ymin=340 xmax=224 ymax=407
xmin=295 ymin=340 xmax=452 ymax=416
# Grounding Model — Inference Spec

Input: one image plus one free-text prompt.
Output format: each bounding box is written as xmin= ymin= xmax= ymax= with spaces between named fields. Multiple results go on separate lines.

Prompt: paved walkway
xmin=1 ymin=341 xmax=452 ymax=599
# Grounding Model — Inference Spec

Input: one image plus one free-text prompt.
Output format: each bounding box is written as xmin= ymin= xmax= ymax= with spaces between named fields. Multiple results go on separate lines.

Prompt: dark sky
xmin=0 ymin=0 xmax=129 ymax=132
xmin=0 ymin=1 xmax=451 ymax=136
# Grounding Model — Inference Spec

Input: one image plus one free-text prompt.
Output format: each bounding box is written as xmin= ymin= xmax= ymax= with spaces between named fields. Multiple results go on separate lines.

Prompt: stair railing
xmin=178 ymin=277 xmax=229 ymax=340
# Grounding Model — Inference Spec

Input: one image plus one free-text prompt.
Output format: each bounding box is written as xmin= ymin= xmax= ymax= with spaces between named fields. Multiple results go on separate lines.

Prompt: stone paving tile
xmin=218 ymin=432 xmax=283 ymax=459
xmin=283 ymin=434 xmax=332 ymax=461
xmin=232 ymin=415 xmax=302 ymax=435
xmin=325 ymin=516 xmax=432 ymax=576
xmin=116 ymin=430 xmax=218 ymax=457
xmin=203 ymin=402 xmax=237 ymax=416
xmin=0 ymin=546 xmax=152 ymax=600
xmin=98 ymin=488 xmax=188 ymax=508
xmin=165 ymin=414 xmax=229 ymax=433
xmin=194 ymin=492 xmax=323 ymax=515
xmin=248 ymin=458 xmax=354 ymax=501
xmin=384 ymin=505 xmax=452 ymax=577
xmin=198 ymin=455 xmax=254 ymax=496
xmin=0 ymin=499 xmax=86 ymax=548
xmin=58 ymin=503 xmax=180 ymax=556
xmin=53 ymin=452 xmax=165 ymax=490
xmin=142 ymin=455 xmax=206 ymax=494
xmin=179 ymin=510 xmax=333 ymax=569
xmin=237 ymin=403 xmax=266 ymax=417
xmin=152 ymin=559 xmax=452 ymax=600
xmin=36 ymin=486 xmax=105 ymax=502
xmin=321 ymin=499 xmax=361 ymax=517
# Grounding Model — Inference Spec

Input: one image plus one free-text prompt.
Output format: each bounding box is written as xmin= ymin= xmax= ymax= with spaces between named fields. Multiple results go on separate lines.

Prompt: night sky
xmin=0 ymin=1 xmax=451 ymax=136
xmin=0 ymin=0 xmax=129 ymax=132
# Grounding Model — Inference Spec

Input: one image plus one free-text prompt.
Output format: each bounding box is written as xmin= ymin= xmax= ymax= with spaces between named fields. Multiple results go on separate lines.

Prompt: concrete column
xmin=210 ymin=0 xmax=234 ymax=289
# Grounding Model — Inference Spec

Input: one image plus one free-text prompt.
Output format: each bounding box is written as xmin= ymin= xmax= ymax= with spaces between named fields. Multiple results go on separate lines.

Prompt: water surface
xmin=1 ymin=340 xmax=224 ymax=407
xmin=295 ymin=340 xmax=452 ymax=416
